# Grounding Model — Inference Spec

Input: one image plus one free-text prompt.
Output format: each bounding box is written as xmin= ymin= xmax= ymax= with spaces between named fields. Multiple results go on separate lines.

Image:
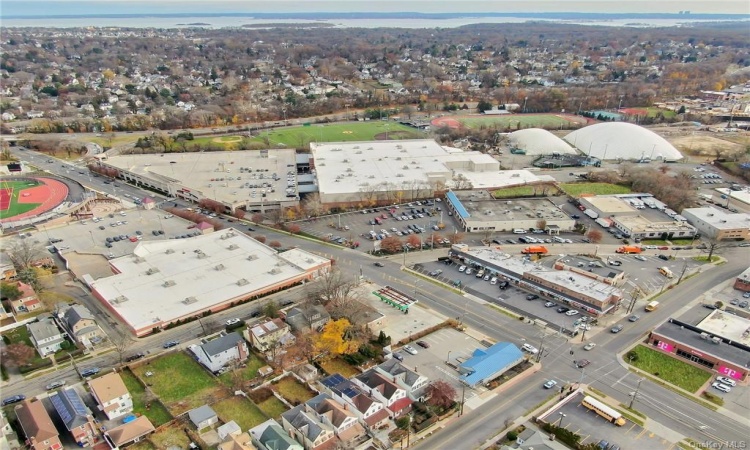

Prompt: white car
xmin=490 ymin=277 xmax=498 ymax=285
xmin=458 ymin=265 xmax=467 ymax=272
xmin=225 ymin=318 xmax=241 ymax=326
xmin=715 ymin=376 xmax=737 ymax=387
xmin=565 ymin=310 xmax=579 ymax=316
xmin=711 ymin=382 xmax=731 ymax=393
xmin=521 ymin=343 xmax=539 ymax=354
xmin=465 ymin=268 xmax=473 ymax=275
xmin=644 ymin=245 xmax=657 ymax=249
xmin=634 ymin=255 xmax=647 ymax=261
xmin=403 ymin=345 xmax=418 ymax=355
xmin=543 ymin=379 xmax=558 ymax=389
xmin=583 ymin=342 xmax=597 ymax=351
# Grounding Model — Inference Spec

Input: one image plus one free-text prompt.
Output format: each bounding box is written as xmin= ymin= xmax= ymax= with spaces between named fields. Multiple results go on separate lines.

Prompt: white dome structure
xmin=508 ymin=128 xmax=577 ymax=156
xmin=564 ymin=123 xmax=683 ymax=162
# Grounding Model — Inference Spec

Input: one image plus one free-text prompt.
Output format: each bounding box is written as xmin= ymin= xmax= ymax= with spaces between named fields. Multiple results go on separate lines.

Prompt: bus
xmin=645 ymin=301 xmax=659 ymax=312
xmin=581 ymin=396 xmax=626 ymax=426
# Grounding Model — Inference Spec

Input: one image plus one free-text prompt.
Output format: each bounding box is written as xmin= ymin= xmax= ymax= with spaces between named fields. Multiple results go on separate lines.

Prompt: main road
xmin=6 ymin=147 xmax=749 ymax=448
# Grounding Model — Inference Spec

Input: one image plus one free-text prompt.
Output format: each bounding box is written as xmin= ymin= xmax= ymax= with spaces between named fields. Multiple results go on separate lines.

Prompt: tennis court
xmin=432 ymin=113 xmax=587 ymax=130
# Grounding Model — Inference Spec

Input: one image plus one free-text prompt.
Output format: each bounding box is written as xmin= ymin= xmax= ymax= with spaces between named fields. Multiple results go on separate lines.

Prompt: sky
xmin=3 ymin=0 xmax=749 ymax=16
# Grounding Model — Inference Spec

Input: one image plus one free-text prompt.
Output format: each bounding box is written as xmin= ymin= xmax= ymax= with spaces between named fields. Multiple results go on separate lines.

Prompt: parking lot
xmin=552 ymin=392 xmax=674 ymax=450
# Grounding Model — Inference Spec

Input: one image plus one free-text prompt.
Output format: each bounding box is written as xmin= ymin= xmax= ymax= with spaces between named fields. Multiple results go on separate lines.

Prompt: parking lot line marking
xmin=634 ymin=428 xmax=649 ymax=439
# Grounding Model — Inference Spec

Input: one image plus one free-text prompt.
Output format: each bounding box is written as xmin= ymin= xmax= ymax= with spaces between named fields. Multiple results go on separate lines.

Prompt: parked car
xmin=711 ymin=382 xmax=731 ymax=393
xmin=658 ymin=254 xmax=670 ymax=261
xmin=526 ymin=294 xmax=540 ymax=301
xmin=403 ymin=345 xmax=418 ymax=355
xmin=557 ymin=306 xmax=570 ymax=313
xmin=1 ymin=395 xmax=25 ymax=406
xmin=416 ymin=340 xmax=430 ymax=348
xmin=740 ymin=300 xmax=749 ymax=309
xmin=715 ymin=376 xmax=737 ymax=387
xmin=80 ymin=367 xmax=101 ymax=377
xmin=565 ymin=310 xmax=579 ymax=316
xmin=45 ymin=380 xmax=66 ymax=390
xmin=544 ymin=301 xmax=557 ymax=308
xmin=543 ymin=379 xmax=558 ymax=389
xmin=583 ymin=342 xmax=596 ymax=351
xmin=575 ymin=359 xmax=591 ymax=368
xmin=163 ymin=341 xmax=180 ymax=349
xmin=392 ymin=353 xmax=404 ymax=361
xmin=628 ymin=315 xmax=641 ymax=322
xmin=634 ymin=255 xmax=647 ymax=261
xmin=610 ymin=324 xmax=624 ymax=333
xmin=608 ymin=260 xmax=622 ymax=266
xmin=498 ymin=281 xmax=509 ymax=289
xmin=521 ymin=343 xmax=539 ymax=354
xmin=225 ymin=318 xmax=241 ymax=326
xmin=374 ymin=262 xmax=385 ymax=267
xmin=125 ymin=352 xmax=145 ymax=362
xmin=428 ymin=269 xmax=443 ymax=276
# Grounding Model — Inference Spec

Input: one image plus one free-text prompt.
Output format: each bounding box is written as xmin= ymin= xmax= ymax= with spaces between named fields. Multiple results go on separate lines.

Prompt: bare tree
xmin=306 ymin=269 xmax=361 ymax=309
xmin=702 ymin=234 xmax=730 ymax=262
xmin=1 ymin=343 xmax=36 ymax=366
xmin=6 ymin=239 xmax=44 ymax=270
xmin=110 ymin=334 xmax=135 ymax=366
xmin=587 ymin=229 xmax=603 ymax=244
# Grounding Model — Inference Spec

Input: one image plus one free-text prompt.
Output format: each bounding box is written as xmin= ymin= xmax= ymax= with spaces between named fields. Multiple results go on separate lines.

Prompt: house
xmin=285 ymin=305 xmax=330 ymax=332
xmin=343 ymin=301 xmax=386 ymax=334
xmin=217 ymin=421 xmax=242 ymax=441
xmin=49 ymin=388 xmax=97 ymax=447
xmin=141 ymin=197 xmax=156 ymax=210
xmin=1 ymin=409 xmax=21 ymax=450
xmin=374 ymin=359 xmax=429 ymax=401
xmin=88 ymin=372 xmax=133 ymax=420
xmin=27 ymin=315 xmax=66 ymax=357
xmin=499 ymin=425 xmax=570 ymax=450
xmin=103 ymin=416 xmax=155 ymax=449
xmin=319 ymin=374 xmax=389 ymax=429
xmin=352 ymin=371 xmax=411 ymax=417
xmin=14 ymin=400 xmax=62 ymax=450
xmin=249 ymin=419 xmax=303 ymax=450
xmin=305 ymin=394 xmax=369 ymax=449
xmin=246 ymin=318 xmax=295 ymax=353
xmin=57 ymin=304 xmax=105 ymax=347
xmin=190 ymin=332 xmax=249 ymax=373
xmin=219 ymin=430 xmax=257 ymax=450
xmin=295 ymin=364 xmax=318 ymax=382
xmin=281 ymin=405 xmax=337 ymax=450
xmin=0 ymin=260 xmax=16 ymax=281
xmin=10 ymin=281 xmax=41 ymax=314
xmin=458 ymin=342 xmax=524 ymax=387
xmin=188 ymin=405 xmax=218 ymax=430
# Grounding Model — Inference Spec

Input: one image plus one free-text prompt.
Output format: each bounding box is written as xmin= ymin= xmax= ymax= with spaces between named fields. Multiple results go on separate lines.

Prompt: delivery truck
xmin=584 ymin=209 xmax=599 ymax=219
xmin=521 ymin=246 xmax=549 ymax=254
xmin=595 ymin=217 xmax=612 ymax=228
xmin=615 ymin=246 xmax=643 ymax=254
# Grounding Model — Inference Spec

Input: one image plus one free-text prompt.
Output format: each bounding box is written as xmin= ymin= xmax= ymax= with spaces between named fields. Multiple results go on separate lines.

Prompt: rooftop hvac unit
xmin=197 ymin=252 xmax=208 ymax=259
xmin=113 ymin=295 xmax=128 ymax=304
xmin=236 ymin=278 xmax=249 ymax=286
xmin=134 ymin=256 xmax=146 ymax=263
xmin=247 ymin=254 xmax=258 ymax=261
xmin=145 ymin=268 xmax=160 ymax=275
xmin=269 ymin=268 xmax=281 ymax=275
xmin=162 ymin=280 xmax=176 ymax=287
xmin=183 ymin=296 xmax=197 ymax=305
xmin=165 ymin=249 xmax=175 ymax=254
xmin=215 ymin=264 xmax=225 ymax=271
xmin=227 ymin=244 xmax=239 ymax=250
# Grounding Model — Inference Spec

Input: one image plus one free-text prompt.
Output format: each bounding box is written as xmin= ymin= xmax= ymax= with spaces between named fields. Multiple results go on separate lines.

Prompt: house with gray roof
xmin=281 ymin=405 xmax=336 ymax=450
xmin=27 ymin=315 xmax=66 ymax=357
xmin=57 ymin=304 xmax=105 ymax=347
xmin=190 ymin=332 xmax=249 ymax=373
xmin=49 ymin=387 xmax=97 ymax=447
xmin=188 ymin=405 xmax=218 ymax=430
xmin=285 ymin=305 xmax=330 ymax=332
xmin=375 ymin=359 xmax=429 ymax=401
xmin=249 ymin=419 xmax=303 ymax=450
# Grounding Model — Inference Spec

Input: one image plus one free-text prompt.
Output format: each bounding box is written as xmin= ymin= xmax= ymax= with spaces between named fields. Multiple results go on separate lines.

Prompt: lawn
xmin=147 ymin=424 xmax=192 ymax=450
xmin=0 ymin=179 xmax=42 ymax=217
xmin=120 ymin=369 xmax=173 ymax=427
xmin=627 ymin=345 xmax=712 ymax=393
xmin=492 ymin=186 xmax=539 ymax=198
xmin=131 ymin=353 xmax=224 ymax=414
xmin=218 ymin=353 xmax=265 ymax=387
xmin=250 ymin=121 xmax=424 ymax=147
xmin=272 ymin=376 xmax=317 ymax=405
xmin=212 ymin=396 xmax=269 ymax=430
xmin=256 ymin=396 xmax=289 ymax=419
xmin=318 ymin=357 xmax=360 ymax=378
xmin=129 ymin=441 xmax=158 ymax=450
xmin=456 ymin=114 xmax=584 ymax=130
xmin=560 ymin=182 xmax=632 ymax=197
xmin=87 ymin=134 xmax=141 ymax=148
xmin=1 ymin=326 xmax=46 ymax=366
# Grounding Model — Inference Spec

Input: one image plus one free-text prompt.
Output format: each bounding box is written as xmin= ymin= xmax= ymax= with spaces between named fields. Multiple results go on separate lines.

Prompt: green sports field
xmin=456 ymin=114 xmax=585 ymax=129
xmin=253 ymin=121 xmax=425 ymax=147
xmin=0 ymin=179 xmax=42 ymax=218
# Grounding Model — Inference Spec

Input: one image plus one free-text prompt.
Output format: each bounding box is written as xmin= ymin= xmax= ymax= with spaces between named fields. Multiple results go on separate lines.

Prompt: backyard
xmin=218 ymin=353 xmax=265 ymax=387
xmin=131 ymin=353 xmax=225 ymax=414
xmin=120 ymin=369 xmax=173 ymax=427
xmin=560 ymin=182 xmax=632 ymax=197
xmin=627 ymin=345 xmax=712 ymax=393
xmin=318 ymin=357 xmax=361 ymax=378
xmin=272 ymin=376 xmax=317 ymax=405
xmin=145 ymin=424 xmax=192 ymax=450
xmin=212 ymin=396 xmax=269 ymax=430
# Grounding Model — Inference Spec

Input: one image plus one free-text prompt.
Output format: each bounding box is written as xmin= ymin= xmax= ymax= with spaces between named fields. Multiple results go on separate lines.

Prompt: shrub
xmin=506 ymin=431 xmax=518 ymax=441
xmin=395 ymin=417 xmax=410 ymax=430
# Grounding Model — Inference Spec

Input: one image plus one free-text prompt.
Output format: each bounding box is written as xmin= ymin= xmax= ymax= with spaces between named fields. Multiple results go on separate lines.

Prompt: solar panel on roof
xmin=63 ymin=388 xmax=89 ymax=415
xmin=321 ymin=373 xmax=346 ymax=388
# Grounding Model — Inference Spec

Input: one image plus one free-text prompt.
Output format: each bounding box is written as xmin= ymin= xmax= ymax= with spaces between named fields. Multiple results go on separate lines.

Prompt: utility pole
xmin=535 ymin=332 xmax=547 ymax=363
xmin=677 ymin=259 xmax=690 ymax=285
xmin=459 ymin=384 xmax=466 ymax=417
xmin=629 ymin=378 xmax=643 ymax=409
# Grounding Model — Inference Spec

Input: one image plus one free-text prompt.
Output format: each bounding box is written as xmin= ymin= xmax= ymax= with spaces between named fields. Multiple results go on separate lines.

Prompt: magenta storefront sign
xmin=717 ymin=366 xmax=744 ymax=380
xmin=656 ymin=341 xmax=674 ymax=352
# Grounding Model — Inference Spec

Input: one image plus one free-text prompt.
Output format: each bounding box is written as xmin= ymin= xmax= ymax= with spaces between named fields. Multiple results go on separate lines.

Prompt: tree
xmin=269 ymin=240 xmax=282 ymax=248
xmin=1 ymin=343 xmax=36 ymax=366
xmin=702 ymin=235 xmax=729 ymax=262
xmin=315 ymin=318 xmax=357 ymax=357
xmin=253 ymin=235 xmax=267 ymax=244
xmin=306 ymin=269 xmax=360 ymax=309
xmin=476 ymin=99 xmax=493 ymax=112
xmin=111 ymin=334 xmax=135 ymax=366
xmin=406 ymin=234 xmax=421 ymax=249
xmin=233 ymin=209 xmax=246 ymax=220
xmin=0 ymin=282 xmax=22 ymax=301
xmin=287 ymin=224 xmax=301 ymax=234
xmin=536 ymin=219 xmax=547 ymax=230
xmin=426 ymin=380 xmax=457 ymax=409
xmin=380 ymin=236 xmax=403 ymax=254
xmin=587 ymin=229 xmax=603 ymax=244
xmin=448 ymin=232 xmax=464 ymax=244
xmin=263 ymin=300 xmax=280 ymax=319
xmin=5 ymin=239 xmax=44 ymax=270
xmin=252 ymin=213 xmax=264 ymax=224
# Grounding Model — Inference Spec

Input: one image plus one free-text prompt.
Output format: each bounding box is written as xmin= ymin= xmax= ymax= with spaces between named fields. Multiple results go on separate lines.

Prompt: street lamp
xmin=628 ymin=378 xmax=643 ymax=409
xmin=446 ymin=351 xmax=452 ymax=364
xmin=557 ymin=412 xmax=566 ymax=427
xmin=522 ymin=97 xmax=528 ymax=113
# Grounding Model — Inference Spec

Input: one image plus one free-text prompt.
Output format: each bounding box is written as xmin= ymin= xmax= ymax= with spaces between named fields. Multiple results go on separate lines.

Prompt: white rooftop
xmin=310 ymin=139 xmax=539 ymax=195
xmin=508 ymin=128 xmax=578 ymax=155
xmin=90 ymin=228 xmax=329 ymax=333
xmin=103 ymin=149 xmax=298 ymax=206
xmin=697 ymin=309 xmax=750 ymax=346
xmin=683 ymin=207 xmax=750 ymax=229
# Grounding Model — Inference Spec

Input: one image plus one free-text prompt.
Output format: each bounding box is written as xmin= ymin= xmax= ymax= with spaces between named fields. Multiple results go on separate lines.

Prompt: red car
xmin=416 ymin=340 xmax=430 ymax=348
xmin=578 ymin=205 xmax=586 ymax=211
xmin=657 ymin=246 xmax=669 ymax=250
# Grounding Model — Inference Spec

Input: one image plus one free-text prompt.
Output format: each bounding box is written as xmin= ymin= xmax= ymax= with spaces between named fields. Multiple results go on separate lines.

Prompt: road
xmin=6 ymin=147 xmax=750 ymax=448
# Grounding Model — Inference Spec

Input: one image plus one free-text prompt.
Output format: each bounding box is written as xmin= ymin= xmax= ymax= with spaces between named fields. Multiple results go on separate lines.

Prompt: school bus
xmin=581 ymin=396 xmax=627 ymax=426
xmin=645 ymin=301 xmax=660 ymax=312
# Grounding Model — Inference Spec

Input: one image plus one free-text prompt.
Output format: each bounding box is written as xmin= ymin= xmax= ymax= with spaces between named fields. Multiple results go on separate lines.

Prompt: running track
xmin=0 ymin=177 xmax=69 ymax=223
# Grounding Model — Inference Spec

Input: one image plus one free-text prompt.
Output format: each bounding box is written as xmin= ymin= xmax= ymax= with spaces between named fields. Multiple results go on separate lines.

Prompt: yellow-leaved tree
xmin=315 ymin=318 xmax=357 ymax=357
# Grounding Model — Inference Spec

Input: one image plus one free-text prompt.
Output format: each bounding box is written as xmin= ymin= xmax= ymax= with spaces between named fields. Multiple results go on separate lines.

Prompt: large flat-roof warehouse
xmin=90 ymin=228 xmax=331 ymax=336
xmin=310 ymin=139 xmax=544 ymax=206
xmin=96 ymin=149 xmax=299 ymax=213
